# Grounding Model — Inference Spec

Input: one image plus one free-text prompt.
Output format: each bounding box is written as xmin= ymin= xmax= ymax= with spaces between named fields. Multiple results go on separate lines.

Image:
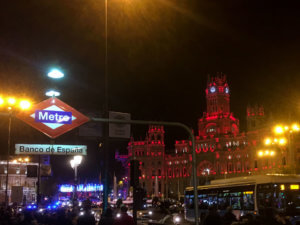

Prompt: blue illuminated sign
xmin=35 ymin=110 xmax=72 ymax=124
xmin=59 ymin=183 xmax=103 ymax=192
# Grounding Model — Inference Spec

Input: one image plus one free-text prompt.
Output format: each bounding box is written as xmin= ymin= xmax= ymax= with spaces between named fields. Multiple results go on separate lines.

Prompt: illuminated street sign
xmin=16 ymin=98 xmax=89 ymax=139
xmin=15 ymin=144 xmax=87 ymax=155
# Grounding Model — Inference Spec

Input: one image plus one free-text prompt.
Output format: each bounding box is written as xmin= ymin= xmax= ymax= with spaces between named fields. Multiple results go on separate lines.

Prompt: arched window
xmin=176 ymin=168 xmax=179 ymax=177
xmin=228 ymin=163 xmax=232 ymax=172
xmin=152 ymin=170 xmax=156 ymax=176
xmin=183 ymin=167 xmax=187 ymax=176
xmin=158 ymin=169 xmax=161 ymax=176
xmin=168 ymin=168 xmax=172 ymax=177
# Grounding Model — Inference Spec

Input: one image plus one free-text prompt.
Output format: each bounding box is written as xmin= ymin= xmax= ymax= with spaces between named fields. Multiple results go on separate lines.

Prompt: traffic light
xmin=130 ymin=160 xmax=141 ymax=187
xmin=27 ymin=165 xmax=38 ymax=177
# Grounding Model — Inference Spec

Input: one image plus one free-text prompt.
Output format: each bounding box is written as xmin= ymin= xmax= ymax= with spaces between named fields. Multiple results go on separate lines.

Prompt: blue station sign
xmin=35 ymin=110 xmax=72 ymax=124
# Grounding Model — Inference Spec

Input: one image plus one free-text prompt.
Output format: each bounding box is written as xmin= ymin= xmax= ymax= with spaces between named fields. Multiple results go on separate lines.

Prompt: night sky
xmin=1 ymin=0 xmax=300 ymax=183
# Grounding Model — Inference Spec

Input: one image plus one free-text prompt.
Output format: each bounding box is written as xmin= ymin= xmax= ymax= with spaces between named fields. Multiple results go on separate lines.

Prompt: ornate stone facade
xmin=127 ymin=74 xmax=297 ymax=198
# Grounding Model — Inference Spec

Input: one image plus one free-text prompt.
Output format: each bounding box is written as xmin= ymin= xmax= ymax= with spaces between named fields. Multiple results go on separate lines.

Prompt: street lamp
xmin=47 ymin=68 xmax=64 ymax=79
xmin=70 ymin=155 xmax=83 ymax=206
xmin=0 ymin=96 xmax=32 ymax=207
xmin=45 ymin=90 xmax=61 ymax=97
xmin=46 ymin=68 xmax=64 ymax=97
xmin=273 ymin=124 xmax=300 ymax=174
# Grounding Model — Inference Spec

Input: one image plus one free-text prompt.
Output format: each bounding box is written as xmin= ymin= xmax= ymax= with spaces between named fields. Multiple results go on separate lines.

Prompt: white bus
xmin=184 ymin=174 xmax=300 ymax=222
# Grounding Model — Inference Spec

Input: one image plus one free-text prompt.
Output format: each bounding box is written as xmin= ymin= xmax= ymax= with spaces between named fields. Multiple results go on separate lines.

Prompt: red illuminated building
xmin=127 ymin=74 xmax=299 ymax=198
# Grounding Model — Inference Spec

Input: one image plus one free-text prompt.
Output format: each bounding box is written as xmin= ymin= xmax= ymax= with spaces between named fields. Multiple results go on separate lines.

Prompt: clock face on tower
xmin=210 ymin=86 xmax=216 ymax=93
xmin=225 ymin=87 xmax=229 ymax=94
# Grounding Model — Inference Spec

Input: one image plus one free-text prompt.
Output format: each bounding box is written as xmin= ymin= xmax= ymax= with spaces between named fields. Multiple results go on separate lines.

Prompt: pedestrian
xmin=113 ymin=205 xmax=134 ymax=225
xmin=222 ymin=206 xmax=237 ymax=225
xmin=98 ymin=208 xmax=114 ymax=225
xmin=203 ymin=206 xmax=221 ymax=225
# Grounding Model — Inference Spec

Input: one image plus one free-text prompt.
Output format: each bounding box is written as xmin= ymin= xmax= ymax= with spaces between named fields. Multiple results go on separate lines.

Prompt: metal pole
xmin=5 ymin=112 xmax=12 ymax=208
xmin=74 ymin=165 xmax=78 ymax=203
xmin=37 ymin=155 xmax=41 ymax=206
xmin=91 ymin=118 xmax=199 ymax=225
xmin=102 ymin=0 xmax=110 ymax=212
xmin=288 ymin=131 xmax=295 ymax=174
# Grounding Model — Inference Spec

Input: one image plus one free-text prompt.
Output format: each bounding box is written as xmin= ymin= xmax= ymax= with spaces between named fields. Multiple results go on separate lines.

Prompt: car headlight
xmin=149 ymin=211 xmax=153 ymax=215
xmin=174 ymin=216 xmax=181 ymax=223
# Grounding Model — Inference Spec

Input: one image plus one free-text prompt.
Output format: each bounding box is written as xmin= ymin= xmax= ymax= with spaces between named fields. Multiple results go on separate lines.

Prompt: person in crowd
xmin=202 ymin=206 xmax=221 ymax=225
xmin=274 ymin=212 xmax=292 ymax=225
xmin=113 ymin=205 xmax=134 ymax=225
xmin=222 ymin=206 xmax=237 ymax=225
xmin=77 ymin=201 xmax=96 ymax=225
xmin=55 ymin=208 xmax=73 ymax=225
xmin=98 ymin=208 xmax=114 ymax=225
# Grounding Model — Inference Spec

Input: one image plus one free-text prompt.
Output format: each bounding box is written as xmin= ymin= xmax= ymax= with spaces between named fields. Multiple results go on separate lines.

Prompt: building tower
xmin=198 ymin=73 xmax=239 ymax=137
xmin=128 ymin=125 xmax=165 ymax=197
xmin=247 ymin=105 xmax=265 ymax=131
xmin=206 ymin=73 xmax=230 ymax=115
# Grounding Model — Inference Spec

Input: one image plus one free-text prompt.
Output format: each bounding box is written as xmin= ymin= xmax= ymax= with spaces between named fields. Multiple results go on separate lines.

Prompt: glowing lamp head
xmin=70 ymin=159 xmax=75 ymax=169
xmin=292 ymin=124 xmax=300 ymax=132
xmin=7 ymin=97 xmax=16 ymax=105
xmin=274 ymin=125 xmax=284 ymax=134
xmin=47 ymin=69 xmax=64 ymax=79
xmin=19 ymin=100 xmax=31 ymax=110
xmin=45 ymin=90 xmax=60 ymax=97
xmin=270 ymin=151 xmax=275 ymax=156
xmin=264 ymin=138 xmax=272 ymax=145
xmin=258 ymin=151 xmax=264 ymax=157
xmin=74 ymin=155 xmax=82 ymax=165
xmin=265 ymin=150 xmax=270 ymax=155
xmin=279 ymin=138 xmax=287 ymax=145
xmin=0 ymin=97 xmax=4 ymax=106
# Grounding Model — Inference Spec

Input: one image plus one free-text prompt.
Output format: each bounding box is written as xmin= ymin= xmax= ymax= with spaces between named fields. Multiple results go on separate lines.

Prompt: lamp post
xmin=273 ymin=124 xmax=300 ymax=174
xmin=45 ymin=68 xmax=64 ymax=97
xmin=70 ymin=155 xmax=83 ymax=208
xmin=0 ymin=97 xmax=32 ymax=208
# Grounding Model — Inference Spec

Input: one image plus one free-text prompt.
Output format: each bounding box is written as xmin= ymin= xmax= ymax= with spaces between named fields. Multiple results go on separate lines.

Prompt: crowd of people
xmin=1 ymin=200 xmax=300 ymax=225
xmin=201 ymin=206 xmax=297 ymax=225
xmin=0 ymin=201 xmax=134 ymax=225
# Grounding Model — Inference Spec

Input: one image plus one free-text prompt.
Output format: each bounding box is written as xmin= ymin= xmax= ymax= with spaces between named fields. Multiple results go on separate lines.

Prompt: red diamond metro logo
xmin=16 ymin=98 xmax=90 ymax=139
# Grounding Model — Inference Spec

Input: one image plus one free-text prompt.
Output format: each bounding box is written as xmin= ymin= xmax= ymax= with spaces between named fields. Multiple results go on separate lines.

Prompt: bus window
xmin=258 ymin=191 xmax=273 ymax=208
xmin=198 ymin=194 xmax=209 ymax=209
xmin=243 ymin=191 xmax=254 ymax=210
xmin=208 ymin=194 xmax=218 ymax=207
xmin=218 ymin=192 xmax=230 ymax=210
xmin=230 ymin=192 xmax=242 ymax=210
xmin=274 ymin=191 xmax=286 ymax=209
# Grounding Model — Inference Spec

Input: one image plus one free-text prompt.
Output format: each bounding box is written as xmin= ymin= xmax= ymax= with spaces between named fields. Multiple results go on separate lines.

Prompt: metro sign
xmin=16 ymin=98 xmax=89 ymax=139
